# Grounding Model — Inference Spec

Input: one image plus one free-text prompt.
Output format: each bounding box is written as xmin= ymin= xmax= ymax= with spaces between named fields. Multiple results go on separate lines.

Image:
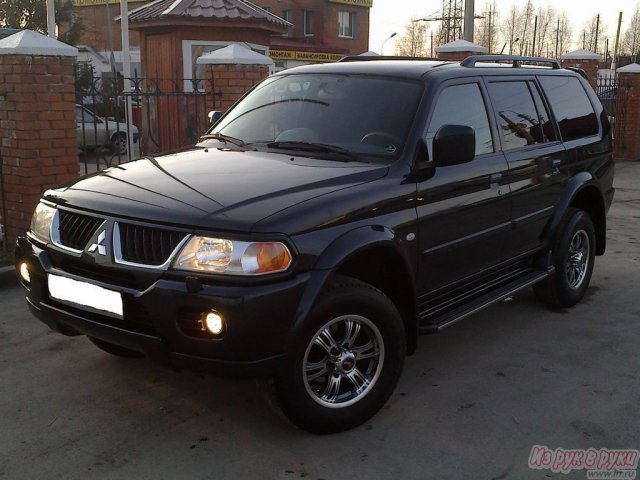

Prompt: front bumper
xmin=15 ymin=236 xmax=310 ymax=377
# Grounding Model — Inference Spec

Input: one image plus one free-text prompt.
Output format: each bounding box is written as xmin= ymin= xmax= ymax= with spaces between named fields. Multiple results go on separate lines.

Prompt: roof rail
xmin=338 ymin=55 xmax=444 ymax=63
xmin=460 ymin=55 xmax=561 ymax=69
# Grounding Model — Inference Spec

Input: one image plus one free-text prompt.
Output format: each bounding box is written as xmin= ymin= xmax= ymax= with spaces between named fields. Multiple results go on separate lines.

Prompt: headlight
xmin=29 ymin=202 xmax=56 ymax=244
xmin=174 ymin=237 xmax=292 ymax=275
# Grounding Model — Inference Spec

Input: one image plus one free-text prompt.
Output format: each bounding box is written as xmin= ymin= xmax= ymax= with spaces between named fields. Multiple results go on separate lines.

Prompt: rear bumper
xmin=16 ymin=236 xmax=310 ymax=377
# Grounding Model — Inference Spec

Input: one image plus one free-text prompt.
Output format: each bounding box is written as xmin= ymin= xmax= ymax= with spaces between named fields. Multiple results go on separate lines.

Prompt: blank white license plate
xmin=48 ymin=274 xmax=123 ymax=318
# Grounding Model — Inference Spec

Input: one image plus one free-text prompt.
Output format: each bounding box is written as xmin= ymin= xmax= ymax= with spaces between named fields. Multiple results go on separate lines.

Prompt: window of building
xmin=424 ymin=83 xmax=494 ymax=158
xmin=338 ymin=11 xmax=356 ymax=38
xmin=538 ymin=76 xmax=598 ymax=141
xmin=281 ymin=9 xmax=292 ymax=37
xmin=303 ymin=10 xmax=314 ymax=36
xmin=487 ymin=81 xmax=547 ymax=151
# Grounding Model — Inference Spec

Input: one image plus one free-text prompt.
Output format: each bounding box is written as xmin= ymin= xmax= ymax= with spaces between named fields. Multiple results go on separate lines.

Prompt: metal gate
xmin=75 ymin=66 xmax=215 ymax=174
xmin=596 ymin=73 xmax=628 ymax=146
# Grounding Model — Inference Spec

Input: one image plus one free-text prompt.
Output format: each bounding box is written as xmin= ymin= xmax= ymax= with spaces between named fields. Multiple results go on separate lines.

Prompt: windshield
xmin=209 ymin=74 xmax=423 ymax=161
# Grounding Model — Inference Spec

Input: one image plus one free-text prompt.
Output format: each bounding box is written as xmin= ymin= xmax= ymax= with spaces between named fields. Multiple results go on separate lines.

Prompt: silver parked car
xmin=76 ymin=105 xmax=139 ymax=154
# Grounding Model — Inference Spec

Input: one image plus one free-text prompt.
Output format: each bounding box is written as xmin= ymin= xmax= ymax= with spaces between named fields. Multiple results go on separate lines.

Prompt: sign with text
xmin=270 ymin=50 xmax=344 ymax=63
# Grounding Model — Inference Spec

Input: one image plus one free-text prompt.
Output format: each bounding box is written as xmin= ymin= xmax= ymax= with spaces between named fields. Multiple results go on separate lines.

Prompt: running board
xmin=418 ymin=268 xmax=552 ymax=334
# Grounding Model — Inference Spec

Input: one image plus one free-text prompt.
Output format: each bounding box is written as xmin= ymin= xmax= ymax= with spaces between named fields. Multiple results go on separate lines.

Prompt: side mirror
xmin=208 ymin=110 xmax=222 ymax=126
xmin=433 ymin=124 xmax=475 ymax=167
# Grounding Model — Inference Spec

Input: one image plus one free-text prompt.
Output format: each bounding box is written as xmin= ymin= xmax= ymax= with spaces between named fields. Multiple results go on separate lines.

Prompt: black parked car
xmin=16 ymin=55 xmax=614 ymax=434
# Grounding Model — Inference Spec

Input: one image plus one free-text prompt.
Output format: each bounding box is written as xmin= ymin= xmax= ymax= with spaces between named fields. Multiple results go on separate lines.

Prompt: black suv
xmin=16 ymin=55 xmax=615 ymax=434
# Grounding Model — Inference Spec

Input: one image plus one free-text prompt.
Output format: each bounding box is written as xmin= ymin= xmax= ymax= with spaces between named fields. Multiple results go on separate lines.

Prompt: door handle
xmin=490 ymin=173 xmax=504 ymax=194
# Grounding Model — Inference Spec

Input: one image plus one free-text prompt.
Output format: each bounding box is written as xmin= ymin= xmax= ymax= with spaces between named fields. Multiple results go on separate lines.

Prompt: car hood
xmin=46 ymin=148 xmax=388 ymax=232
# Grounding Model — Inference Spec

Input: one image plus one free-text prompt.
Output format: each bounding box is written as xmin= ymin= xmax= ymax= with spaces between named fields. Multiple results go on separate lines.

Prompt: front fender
xmin=286 ymin=225 xmax=415 ymax=351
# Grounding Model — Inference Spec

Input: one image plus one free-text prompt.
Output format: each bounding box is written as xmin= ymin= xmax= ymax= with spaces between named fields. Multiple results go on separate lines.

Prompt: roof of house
xmin=435 ymin=39 xmax=488 ymax=54
xmin=122 ymin=0 xmax=291 ymax=29
xmin=562 ymin=49 xmax=601 ymax=60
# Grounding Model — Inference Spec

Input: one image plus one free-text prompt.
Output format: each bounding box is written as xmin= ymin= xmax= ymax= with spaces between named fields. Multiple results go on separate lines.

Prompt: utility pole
xmin=120 ymin=0 xmax=134 ymax=156
xmin=531 ymin=16 xmax=538 ymax=57
xmin=613 ymin=12 xmax=623 ymax=70
xmin=46 ymin=0 xmax=56 ymax=38
xmin=594 ymin=14 xmax=600 ymax=54
xmin=555 ymin=18 xmax=560 ymax=59
xmin=431 ymin=31 xmax=434 ymax=57
xmin=487 ymin=3 xmax=494 ymax=53
xmin=463 ymin=0 xmax=474 ymax=42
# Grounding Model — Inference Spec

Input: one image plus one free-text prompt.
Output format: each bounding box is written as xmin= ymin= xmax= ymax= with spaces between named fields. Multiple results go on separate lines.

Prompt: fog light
xmin=19 ymin=262 xmax=30 ymax=284
xmin=204 ymin=311 xmax=224 ymax=335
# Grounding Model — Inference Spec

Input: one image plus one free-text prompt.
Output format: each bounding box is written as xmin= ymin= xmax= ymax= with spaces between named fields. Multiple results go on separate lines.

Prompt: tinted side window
xmin=425 ymin=83 xmax=494 ymax=158
xmin=529 ymin=81 xmax=556 ymax=142
xmin=488 ymin=81 xmax=545 ymax=150
xmin=539 ymin=76 xmax=598 ymax=141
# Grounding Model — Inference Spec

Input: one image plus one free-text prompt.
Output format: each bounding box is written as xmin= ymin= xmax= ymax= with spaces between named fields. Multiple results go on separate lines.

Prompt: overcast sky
xmin=369 ymin=0 xmax=640 ymax=54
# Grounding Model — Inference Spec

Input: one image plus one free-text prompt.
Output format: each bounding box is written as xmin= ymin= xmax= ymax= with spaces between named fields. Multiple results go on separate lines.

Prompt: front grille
xmin=118 ymin=223 xmax=186 ymax=266
xmin=58 ymin=210 xmax=104 ymax=250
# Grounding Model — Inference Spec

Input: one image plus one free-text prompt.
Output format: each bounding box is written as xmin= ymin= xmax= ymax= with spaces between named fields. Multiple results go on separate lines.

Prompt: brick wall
xmin=437 ymin=51 xmax=478 ymax=61
xmin=204 ymin=64 xmax=270 ymax=113
xmin=0 ymin=55 xmax=79 ymax=250
xmin=615 ymin=72 xmax=640 ymax=161
xmin=561 ymin=59 xmax=599 ymax=90
xmin=69 ymin=3 xmax=142 ymax=52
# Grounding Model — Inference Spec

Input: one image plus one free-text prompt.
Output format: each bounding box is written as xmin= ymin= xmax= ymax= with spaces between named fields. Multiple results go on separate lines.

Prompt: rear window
xmin=538 ymin=76 xmax=598 ymax=141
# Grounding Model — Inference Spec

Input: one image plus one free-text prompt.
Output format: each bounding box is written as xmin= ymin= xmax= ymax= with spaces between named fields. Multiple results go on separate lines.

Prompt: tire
xmin=88 ymin=337 xmax=145 ymax=358
xmin=534 ymin=208 xmax=596 ymax=309
xmin=111 ymin=133 xmax=128 ymax=155
xmin=273 ymin=277 xmax=406 ymax=434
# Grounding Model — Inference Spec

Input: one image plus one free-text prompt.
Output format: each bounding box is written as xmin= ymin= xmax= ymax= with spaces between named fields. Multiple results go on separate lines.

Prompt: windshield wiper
xmin=200 ymin=132 xmax=252 ymax=149
xmin=265 ymin=141 xmax=357 ymax=161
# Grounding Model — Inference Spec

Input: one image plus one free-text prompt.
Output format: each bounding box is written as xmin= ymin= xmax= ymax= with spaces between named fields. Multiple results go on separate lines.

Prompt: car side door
xmin=416 ymin=78 xmax=511 ymax=296
xmin=484 ymin=77 xmax=569 ymax=259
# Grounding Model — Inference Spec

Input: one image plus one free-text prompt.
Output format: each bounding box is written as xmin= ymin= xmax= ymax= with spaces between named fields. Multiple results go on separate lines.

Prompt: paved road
xmin=1 ymin=163 xmax=639 ymax=480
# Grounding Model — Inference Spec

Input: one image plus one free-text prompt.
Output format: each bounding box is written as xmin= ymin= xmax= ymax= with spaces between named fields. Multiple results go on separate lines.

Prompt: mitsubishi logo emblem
xmin=88 ymin=230 xmax=107 ymax=256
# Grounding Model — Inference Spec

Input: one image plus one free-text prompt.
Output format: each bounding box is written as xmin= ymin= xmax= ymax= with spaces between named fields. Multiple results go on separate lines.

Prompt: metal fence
xmin=75 ymin=66 xmax=216 ymax=174
xmin=596 ymin=73 xmax=627 ymax=143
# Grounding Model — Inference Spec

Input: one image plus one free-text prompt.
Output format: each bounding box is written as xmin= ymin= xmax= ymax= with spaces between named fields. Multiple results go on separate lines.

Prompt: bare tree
xmin=502 ymin=5 xmax=521 ymax=54
xmin=580 ymin=14 xmax=608 ymax=55
xmin=475 ymin=2 xmax=500 ymax=53
xmin=556 ymin=12 xmax=574 ymax=58
xmin=533 ymin=5 xmax=555 ymax=57
xmin=518 ymin=0 xmax=535 ymax=55
xmin=395 ymin=18 xmax=428 ymax=57
xmin=622 ymin=3 xmax=640 ymax=61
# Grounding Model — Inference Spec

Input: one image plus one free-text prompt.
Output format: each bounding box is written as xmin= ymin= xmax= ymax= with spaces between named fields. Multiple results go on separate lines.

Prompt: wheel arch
xmin=546 ymin=172 xmax=607 ymax=256
xmin=289 ymin=226 xmax=418 ymax=356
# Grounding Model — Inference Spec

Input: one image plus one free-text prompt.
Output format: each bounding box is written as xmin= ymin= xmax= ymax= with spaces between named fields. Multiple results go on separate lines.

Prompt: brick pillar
xmin=0 ymin=31 xmax=79 ymax=250
xmin=204 ymin=64 xmax=270 ymax=113
xmin=561 ymin=58 xmax=599 ymax=90
xmin=436 ymin=50 xmax=478 ymax=61
xmin=615 ymin=68 xmax=640 ymax=161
